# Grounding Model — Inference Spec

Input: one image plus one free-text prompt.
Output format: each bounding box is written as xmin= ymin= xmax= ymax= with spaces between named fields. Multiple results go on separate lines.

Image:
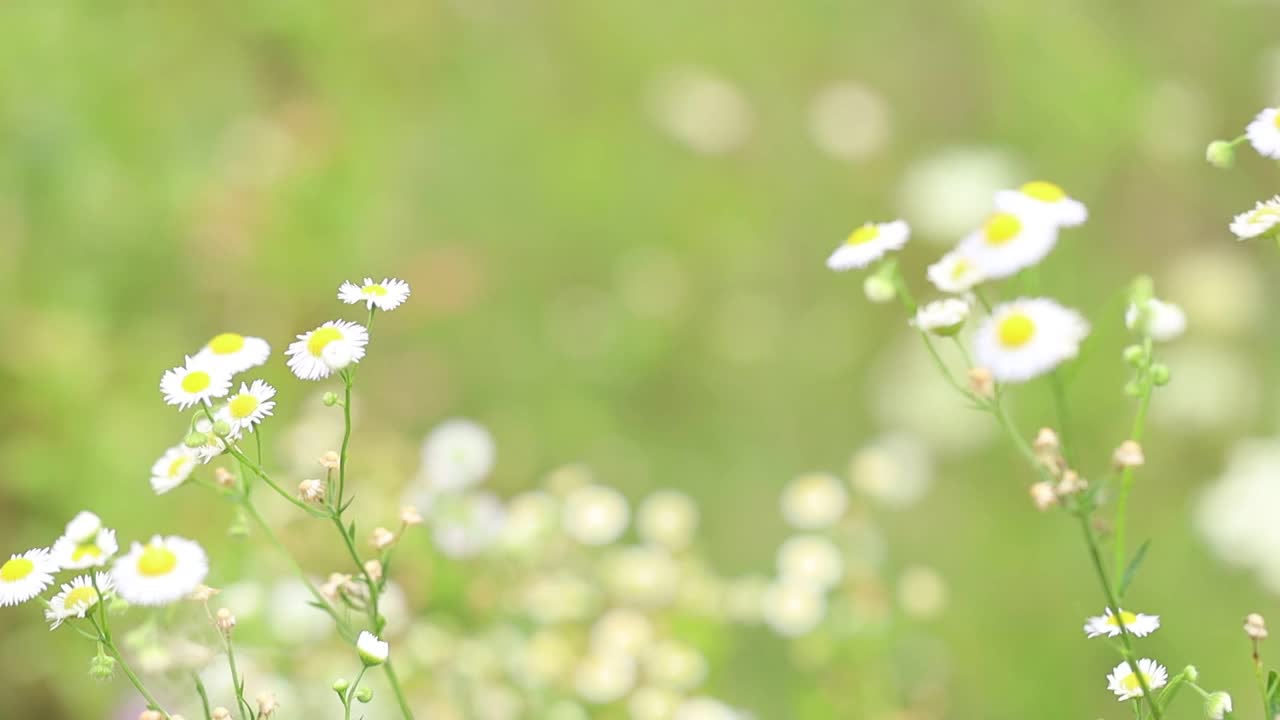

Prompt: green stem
xmin=344 ymin=666 xmax=369 ymax=720
xmin=227 ymin=445 xmax=326 ymax=517
xmin=193 ymin=673 xmax=213 ymax=720
xmin=338 ymin=370 xmax=354 ymax=507
xmin=1253 ymin=639 xmax=1269 ymax=718
xmin=383 ymin=658 xmax=414 ymax=720
xmin=89 ymin=613 xmax=170 ymax=719
xmin=1114 ymin=337 xmax=1155 ymax=588
xmin=223 ymin=634 xmax=252 ymax=720
xmin=1049 ymin=371 xmax=1075 ymax=467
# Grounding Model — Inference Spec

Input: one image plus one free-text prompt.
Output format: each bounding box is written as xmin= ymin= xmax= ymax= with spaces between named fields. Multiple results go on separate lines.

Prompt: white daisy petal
xmin=215 ymin=380 xmax=276 ymax=433
xmin=1230 ymin=196 xmax=1280 ymax=240
xmin=1106 ymin=658 xmax=1168 ymax=701
xmin=826 ymin=220 xmax=910 ymax=271
xmin=193 ymin=333 xmax=271 ymax=375
xmin=912 ymin=298 xmax=970 ymax=336
xmin=150 ymin=445 xmax=199 ymax=495
xmin=993 ymin=181 xmax=1088 ymax=228
xmin=45 ymin=573 xmax=114 ymax=629
xmin=338 ymin=277 xmax=412 ymax=312
xmin=285 ymin=320 xmax=369 ymax=381
xmin=973 ymin=298 xmax=1089 ymax=383
xmin=959 ymin=210 xmax=1059 ymax=280
xmin=110 ymin=536 xmax=209 ymax=607
xmin=1125 ymin=298 xmax=1186 ymax=343
xmin=926 ymin=248 xmax=985 ymax=293
xmin=52 ymin=527 xmax=118 ymax=570
xmin=1246 ymin=107 xmax=1280 ymax=159
xmin=159 ymin=357 xmax=232 ymax=410
xmin=1083 ymin=608 xmax=1161 ymax=638
xmin=0 ymin=548 xmax=58 ymax=607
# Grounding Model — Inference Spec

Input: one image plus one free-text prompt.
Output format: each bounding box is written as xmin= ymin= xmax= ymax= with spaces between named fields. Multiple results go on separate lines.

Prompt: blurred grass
xmin=4 ymin=0 xmax=1280 ymax=717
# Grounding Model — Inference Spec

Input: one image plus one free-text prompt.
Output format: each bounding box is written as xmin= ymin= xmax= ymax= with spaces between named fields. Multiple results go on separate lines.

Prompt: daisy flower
xmin=959 ymin=211 xmax=1059 ymax=280
xmin=45 ymin=573 xmax=114 ymax=629
xmin=1230 ymin=196 xmax=1280 ymax=240
xmin=111 ymin=536 xmax=209 ymax=607
xmin=63 ymin=511 xmax=102 ymax=544
xmin=216 ymin=380 xmax=276 ymax=433
xmin=150 ymin=445 xmax=199 ymax=494
xmin=1125 ymin=299 xmax=1186 ymax=343
xmin=1084 ymin=608 xmax=1161 ymax=638
xmin=912 ymin=298 xmax=970 ymax=336
xmin=160 ymin=357 xmax=231 ymax=410
xmin=285 ymin=320 xmax=369 ymax=381
xmin=339 ymin=277 xmax=411 ymax=312
xmin=1106 ymin=658 xmax=1168 ymax=701
xmin=926 ymin=249 xmax=985 ymax=293
xmin=0 ymin=548 xmax=58 ymax=607
xmin=193 ymin=333 xmax=271 ymax=375
xmin=1246 ymin=107 xmax=1280 ymax=159
xmin=826 ymin=220 xmax=910 ymax=271
xmin=357 ymin=630 xmax=390 ymax=666
xmin=973 ymin=298 xmax=1089 ymax=383
xmin=51 ymin=521 xmax=118 ymax=570
xmin=994 ymin=180 xmax=1088 ymax=227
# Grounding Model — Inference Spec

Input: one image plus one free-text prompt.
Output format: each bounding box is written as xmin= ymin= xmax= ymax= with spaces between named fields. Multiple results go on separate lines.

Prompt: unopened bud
xmin=332 ymin=677 xmax=350 ymax=694
xmin=318 ymin=451 xmax=341 ymax=470
xmin=400 ymin=506 xmax=424 ymax=527
xmin=1124 ymin=381 xmax=1142 ymax=398
xmin=1204 ymin=691 xmax=1233 ymax=720
xmin=862 ymin=275 xmax=896 ymax=304
xmin=1029 ymin=482 xmax=1058 ymax=511
xmin=215 ymin=608 xmax=236 ymax=635
xmin=356 ymin=687 xmax=374 ymax=703
xmin=1245 ymin=613 xmax=1268 ymax=640
xmin=212 ymin=420 xmax=234 ymax=438
xmin=1113 ymin=441 xmax=1145 ymax=469
xmin=968 ymin=367 xmax=995 ymax=399
xmin=1123 ymin=344 xmax=1146 ymax=368
xmin=299 ymin=479 xmax=326 ymax=504
xmin=1206 ymin=140 xmax=1236 ymax=169
xmin=190 ymin=584 xmax=220 ymax=602
xmin=370 ymin=527 xmax=396 ymax=551
xmin=1150 ymin=363 xmax=1171 ymax=386
xmin=322 ymin=391 xmax=340 ymax=407
xmin=184 ymin=432 xmax=207 ymax=449
xmin=1183 ymin=665 xmax=1199 ymax=682
xmin=214 ymin=467 xmax=236 ymax=489
xmin=1055 ymin=470 xmax=1088 ymax=497
xmin=139 ymin=712 xmax=164 ymax=720
xmin=256 ymin=693 xmax=279 ymax=718
xmin=212 ymin=709 xmax=232 ymax=720
xmin=364 ymin=559 xmax=383 ymax=584
xmin=1034 ymin=428 xmax=1063 ymax=473
xmin=89 ymin=654 xmax=116 ymax=681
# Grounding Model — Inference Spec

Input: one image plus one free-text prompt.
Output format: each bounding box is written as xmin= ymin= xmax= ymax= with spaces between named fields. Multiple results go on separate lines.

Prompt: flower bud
xmin=256 ymin=693 xmax=279 ymax=718
xmin=1204 ymin=691 xmax=1233 ymax=720
xmin=212 ymin=419 xmax=234 ymax=438
xmin=356 ymin=687 xmax=374 ymax=703
xmin=299 ymin=479 xmax=326 ymax=504
xmin=139 ymin=712 xmax=164 ymax=720
xmin=1150 ymin=363 xmax=1171 ymax=386
xmin=332 ymin=678 xmax=350 ymax=694
xmin=319 ymin=451 xmax=341 ymax=470
xmin=1206 ymin=140 xmax=1236 ymax=169
xmin=364 ymin=559 xmax=384 ymax=584
xmin=212 ymin=709 xmax=232 ymax=720
xmin=357 ymin=631 xmax=389 ymax=667
xmin=370 ymin=527 xmax=396 ymax=551
xmin=215 ymin=608 xmax=236 ymax=635
xmin=1112 ymin=441 xmax=1145 ymax=469
xmin=1245 ymin=613 xmax=1268 ymax=639
xmin=214 ymin=467 xmax=236 ymax=489
xmin=89 ymin=654 xmax=117 ymax=681
xmin=1123 ymin=344 xmax=1146 ymax=368
xmin=322 ymin=392 xmax=340 ymax=407
xmin=862 ymin=275 xmax=896 ymax=304
xmin=1029 ymin=482 xmax=1058 ymax=511
xmin=184 ymin=432 xmax=207 ymax=449
xmin=190 ymin=584 xmax=220 ymax=602
xmin=400 ymin=506 xmax=424 ymax=527
xmin=968 ymin=367 xmax=995 ymax=400
xmin=1183 ymin=665 xmax=1199 ymax=682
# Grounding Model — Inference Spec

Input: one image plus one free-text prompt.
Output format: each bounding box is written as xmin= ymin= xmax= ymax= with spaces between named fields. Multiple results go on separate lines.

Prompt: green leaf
xmin=1266 ymin=669 xmax=1280 ymax=715
xmin=1117 ymin=540 xmax=1151 ymax=600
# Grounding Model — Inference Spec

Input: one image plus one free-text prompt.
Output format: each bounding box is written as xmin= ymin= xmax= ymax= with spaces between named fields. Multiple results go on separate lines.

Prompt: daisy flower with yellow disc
xmin=974 ymin=298 xmax=1089 ymax=383
xmin=0 ymin=548 xmax=58 ymax=607
xmin=1229 ymin=196 xmax=1280 ymax=240
xmin=339 ymin=277 xmax=411 ymax=312
xmin=826 ymin=220 xmax=910 ymax=271
xmin=51 ymin=511 xmax=119 ymax=570
xmin=150 ymin=445 xmax=199 ymax=494
xmin=994 ymin=180 xmax=1088 ymax=228
xmin=216 ymin=380 xmax=276 ymax=433
xmin=1084 ymin=608 xmax=1160 ymax=638
xmin=959 ymin=210 xmax=1059 ymax=280
xmin=285 ymin=320 xmax=369 ymax=381
xmin=160 ymin=357 xmax=231 ymax=410
xmin=194 ymin=332 xmax=271 ymax=375
xmin=45 ymin=573 xmax=114 ymax=629
xmin=1106 ymin=658 xmax=1167 ymax=701
xmin=111 ymin=536 xmax=208 ymax=607
xmin=1246 ymin=107 xmax=1280 ymax=159
xmin=926 ymin=248 xmax=984 ymax=294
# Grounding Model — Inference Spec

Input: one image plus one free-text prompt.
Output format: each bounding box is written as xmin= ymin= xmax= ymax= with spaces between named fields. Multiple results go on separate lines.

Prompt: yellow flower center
xmin=1120 ymin=671 xmax=1151 ymax=693
xmin=996 ymin=312 xmax=1036 ymax=348
xmin=181 ymin=371 xmax=211 ymax=394
xmin=307 ymin=327 xmax=343 ymax=357
xmin=1106 ymin=611 xmax=1139 ymax=627
xmin=167 ymin=455 xmax=190 ymax=478
xmin=1020 ymin=181 xmax=1066 ymax=203
xmin=1274 ymin=112 xmax=1280 ymax=130
xmin=228 ymin=394 xmax=259 ymax=419
xmin=362 ymin=284 xmax=388 ymax=296
xmin=137 ymin=545 xmax=178 ymax=577
xmin=63 ymin=585 xmax=99 ymax=609
xmin=950 ymin=258 xmax=972 ymax=280
xmin=71 ymin=543 xmax=103 ymax=562
xmin=0 ymin=558 xmax=34 ymax=582
xmin=983 ymin=213 xmax=1022 ymax=246
xmin=209 ymin=333 xmax=245 ymax=355
xmin=845 ymin=224 xmax=880 ymax=246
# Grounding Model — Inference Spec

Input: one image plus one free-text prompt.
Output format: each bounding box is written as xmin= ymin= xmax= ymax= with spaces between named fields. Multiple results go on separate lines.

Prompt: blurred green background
xmin=4 ymin=1 xmax=1280 ymax=718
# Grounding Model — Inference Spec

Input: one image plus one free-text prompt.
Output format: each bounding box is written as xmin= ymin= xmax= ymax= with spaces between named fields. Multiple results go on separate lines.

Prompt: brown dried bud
xmin=370 ymin=527 xmax=396 ymax=551
xmin=364 ymin=559 xmax=384 ymax=584
xmin=318 ymin=451 xmax=341 ymax=470
xmin=214 ymin=467 xmax=236 ymax=489
xmin=215 ymin=608 xmax=236 ymax=635
xmin=298 ymin=479 xmax=326 ymax=504
xmin=1246 ymin=613 xmax=1269 ymax=640
xmin=968 ymin=367 xmax=995 ymax=399
xmin=1113 ymin=440 xmax=1145 ymax=469
xmin=1055 ymin=470 xmax=1088 ymax=497
xmin=400 ymin=506 xmax=424 ymax=527
xmin=1029 ymin=482 xmax=1058 ymax=511
xmin=257 ymin=693 xmax=279 ymax=717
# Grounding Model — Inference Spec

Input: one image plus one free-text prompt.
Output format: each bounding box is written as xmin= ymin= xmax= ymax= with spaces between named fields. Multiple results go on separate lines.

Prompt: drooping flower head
xmin=826 ymin=220 xmax=910 ymax=271
xmin=419 ymin=419 xmax=496 ymax=491
xmin=160 ymin=356 xmax=232 ymax=410
xmin=338 ymin=277 xmax=411 ymax=312
xmin=1246 ymin=107 xmax=1280 ymax=159
xmin=994 ymin=180 xmax=1088 ymax=227
xmin=150 ymin=445 xmax=199 ymax=495
xmin=45 ymin=573 xmax=114 ymax=629
xmin=1125 ymin=298 xmax=1186 ymax=343
xmin=0 ymin=548 xmax=57 ymax=607
xmin=194 ymin=333 xmax=271 ymax=375
xmin=973 ymin=298 xmax=1089 ymax=383
xmin=1230 ymin=196 xmax=1280 ymax=240
xmin=1084 ymin=608 xmax=1161 ymax=638
xmin=926 ymin=248 xmax=985 ymax=294
xmin=51 ymin=512 xmax=119 ymax=570
xmin=912 ymin=298 xmax=970 ymax=336
xmin=216 ymin=380 xmax=276 ymax=433
xmin=111 ymin=536 xmax=209 ymax=606
xmin=1106 ymin=658 xmax=1168 ymax=701
xmin=285 ymin=320 xmax=369 ymax=381
xmin=959 ymin=210 xmax=1059 ymax=280
xmin=357 ymin=630 xmax=389 ymax=666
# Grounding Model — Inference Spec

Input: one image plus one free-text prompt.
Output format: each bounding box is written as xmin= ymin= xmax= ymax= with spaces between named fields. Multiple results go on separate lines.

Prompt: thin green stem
xmin=89 ymin=613 xmax=170 ymax=718
xmin=1114 ymin=337 xmax=1155 ymax=588
xmin=193 ymin=673 xmax=213 ymax=720
xmin=1253 ymin=637 xmax=1269 ymax=717
xmin=338 ymin=370 xmax=354 ymax=506
xmin=383 ymin=658 xmax=414 ymax=720
xmin=227 ymin=445 xmax=325 ymax=517
xmin=223 ymin=634 xmax=252 ymax=720
xmin=344 ymin=666 xmax=369 ymax=720
xmin=1048 ymin=371 xmax=1075 ymax=467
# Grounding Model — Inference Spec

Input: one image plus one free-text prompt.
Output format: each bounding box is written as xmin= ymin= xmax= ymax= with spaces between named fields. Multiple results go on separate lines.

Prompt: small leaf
xmin=1117 ymin=540 xmax=1151 ymax=600
xmin=1267 ymin=669 xmax=1280 ymax=715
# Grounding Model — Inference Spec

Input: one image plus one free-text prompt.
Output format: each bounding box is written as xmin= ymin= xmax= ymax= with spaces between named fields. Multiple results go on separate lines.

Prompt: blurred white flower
xmin=637 ymin=490 xmax=700 ymax=551
xmin=267 ymin=579 xmax=334 ymax=643
xmin=780 ymin=472 xmax=848 ymax=529
xmin=974 ymin=298 xmax=1089 ymax=383
xmin=896 ymin=565 xmax=949 ymax=620
xmin=777 ymin=535 xmax=844 ymax=590
xmin=498 ymin=490 xmax=559 ymax=551
xmin=897 ymin=146 xmax=1023 ymax=244
xmin=674 ymin=696 xmax=743 ymax=720
xmin=1246 ymin=107 xmax=1280 ymax=159
xmin=1165 ymin=247 xmax=1262 ymax=336
xmin=591 ymin=608 xmax=654 ymax=658
xmin=563 ymin=484 xmax=630 ymax=546
xmin=808 ymin=82 xmax=891 ymax=161
xmin=1125 ymin=298 xmax=1186 ymax=342
xmin=994 ymin=181 xmax=1088 ymax=228
xmin=1230 ymin=196 xmax=1280 ymax=240
xmin=913 ymin=298 xmax=970 ymax=336
xmin=605 ymin=546 xmax=681 ymax=609
xmin=1153 ymin=343 xmax=1259 ymax=432
xmin=643 ymin=640 xmax=708 ymax=691
xmin=960 ymin=213 xmax=1060 ymax=281
xmin=630 ymin=686 xmax=683 ymax=720
xmin=573 ymin=651 xmax=637 ymax=704
xmin=420 ymin=419 xmax=496 ymax=491
xmin=761 ymin=580 xmax=826 ymax=637
xmin=826 ymin=220 xmax=910 ymax=271
xmin=524 ymin=572 xmax=599 ymax=624
xmin=517 ymin=628 xmax=577 ymax=686
xmin=649 ymin=66 xmax=753 ymax=155
xmin=849 ymin=433 xmax=934 ymax=507
xmin=1084 ymin=608 xmax=1160 ymax=638
xmin=1106 ymin=658 xmax=1168 ymax=701
xmin=1198 ymin=439 xmax=1280 ymax=592
xmin=431 ymin=491 xmax=506 ymax=558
